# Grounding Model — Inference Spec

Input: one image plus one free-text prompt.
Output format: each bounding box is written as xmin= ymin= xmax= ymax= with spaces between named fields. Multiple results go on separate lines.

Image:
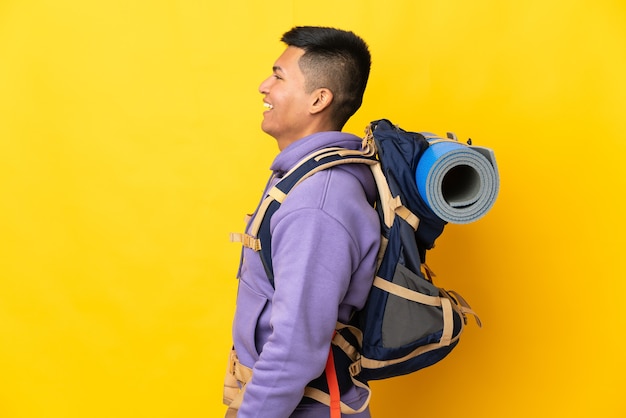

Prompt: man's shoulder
xmin=275 ymin=164 xmax=377 ymax=229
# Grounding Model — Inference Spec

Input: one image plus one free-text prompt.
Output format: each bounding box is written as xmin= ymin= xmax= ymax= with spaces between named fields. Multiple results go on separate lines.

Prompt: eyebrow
xmin=273 ymin=65 xmax=284 ymax=74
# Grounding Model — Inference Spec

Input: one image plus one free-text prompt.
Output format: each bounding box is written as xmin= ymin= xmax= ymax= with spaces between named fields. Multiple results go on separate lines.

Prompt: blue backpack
xmin=232 ymin=119 xmax=482 ymax=409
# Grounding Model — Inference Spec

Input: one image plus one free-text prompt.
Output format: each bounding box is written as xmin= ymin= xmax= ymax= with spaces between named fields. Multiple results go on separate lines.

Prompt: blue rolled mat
xmin=415 ymin=135 xmax=499 ymax=224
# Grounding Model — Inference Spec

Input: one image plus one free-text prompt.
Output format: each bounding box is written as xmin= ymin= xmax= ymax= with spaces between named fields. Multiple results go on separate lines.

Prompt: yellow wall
xmin=1 ymin=1 xmax=625 ymax=417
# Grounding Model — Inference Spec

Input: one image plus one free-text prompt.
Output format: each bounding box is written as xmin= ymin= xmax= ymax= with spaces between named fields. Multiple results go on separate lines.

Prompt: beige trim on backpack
xmin=230 ymin=147 xmax=382 ymax=254
xmin=442 ymin=289 xmax=483 ymax=327
xmin=372 ymin=276 xmax=443 ymax=306
xmin=229 ymin=142 xmax=421 ymax=258
xmin=302 ymin=325 xmax=371 ymax=415
xmin=223 ymin=349 xmax=253 ymax=417
xmin=302 ymin=377 xmax=371 ymax=415
xmin=224 ymin=340 xmax=372 ymax=417
xmin=229 ymin=232 xmax=261 ymax=251
xmin=345 ymin=282 xmax=482 ymax=373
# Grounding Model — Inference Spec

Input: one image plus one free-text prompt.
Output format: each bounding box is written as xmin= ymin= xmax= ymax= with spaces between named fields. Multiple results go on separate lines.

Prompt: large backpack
xmin=232 ymin=119 xmax=483 ymax=411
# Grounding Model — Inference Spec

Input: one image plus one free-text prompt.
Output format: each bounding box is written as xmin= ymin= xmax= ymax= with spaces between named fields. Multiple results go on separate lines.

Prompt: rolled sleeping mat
xmin=415 ymin=134 xmax=499 ymax=224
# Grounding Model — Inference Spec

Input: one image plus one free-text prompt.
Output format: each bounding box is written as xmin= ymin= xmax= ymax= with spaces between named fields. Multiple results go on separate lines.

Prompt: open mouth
xmin=263 ymin=102 xmax=274 ymax=110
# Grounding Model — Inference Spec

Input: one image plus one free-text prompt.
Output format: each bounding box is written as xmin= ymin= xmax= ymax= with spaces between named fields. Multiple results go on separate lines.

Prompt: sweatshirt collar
xmin=269 ymin=131 xmax=362 ymax=176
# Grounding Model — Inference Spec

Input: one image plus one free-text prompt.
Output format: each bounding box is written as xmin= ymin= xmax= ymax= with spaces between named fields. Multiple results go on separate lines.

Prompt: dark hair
xmin=281 ymin=26 xmax=371 ymax=128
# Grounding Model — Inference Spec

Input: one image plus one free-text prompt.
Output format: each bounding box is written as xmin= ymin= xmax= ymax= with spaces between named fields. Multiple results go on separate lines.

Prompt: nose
xmin=258 ymin=76 xmax=272 ymax=94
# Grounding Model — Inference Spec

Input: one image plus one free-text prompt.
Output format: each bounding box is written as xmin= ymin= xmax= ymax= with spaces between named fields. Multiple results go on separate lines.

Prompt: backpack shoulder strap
xmin=236 ymin=147 xmax=378 ymax=287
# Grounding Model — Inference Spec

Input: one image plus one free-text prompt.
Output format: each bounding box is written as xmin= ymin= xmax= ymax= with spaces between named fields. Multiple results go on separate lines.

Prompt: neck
xmin=274 ymin=120 xmax=342 ymax=151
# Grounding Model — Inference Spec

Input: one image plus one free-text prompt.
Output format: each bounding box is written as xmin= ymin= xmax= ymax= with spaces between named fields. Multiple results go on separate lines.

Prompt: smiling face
xmin=258 ymin=46 xmax=333 ymax=150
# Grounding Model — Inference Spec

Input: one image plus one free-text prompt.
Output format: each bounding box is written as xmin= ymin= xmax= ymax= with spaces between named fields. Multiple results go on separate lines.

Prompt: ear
xmin=309 ymin=88 xmax=334 ymax=114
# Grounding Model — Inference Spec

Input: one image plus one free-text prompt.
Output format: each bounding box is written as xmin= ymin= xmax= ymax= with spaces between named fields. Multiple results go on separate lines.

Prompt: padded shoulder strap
xmin=252 ymin=147 xmax=378 ymax=287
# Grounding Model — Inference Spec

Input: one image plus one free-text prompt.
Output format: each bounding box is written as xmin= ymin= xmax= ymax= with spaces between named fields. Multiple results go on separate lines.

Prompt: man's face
xmin=258 ymin=46 xmax=314 ymax=149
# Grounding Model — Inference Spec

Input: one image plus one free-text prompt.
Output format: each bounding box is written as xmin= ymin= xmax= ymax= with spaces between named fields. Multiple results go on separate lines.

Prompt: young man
xmin=225 ymin=26 xmax=379 ymax=417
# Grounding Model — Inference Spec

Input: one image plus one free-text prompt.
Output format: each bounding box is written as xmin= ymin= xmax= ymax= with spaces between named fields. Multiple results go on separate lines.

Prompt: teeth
xmin=264 ymin=103 xmax=273 ymax=110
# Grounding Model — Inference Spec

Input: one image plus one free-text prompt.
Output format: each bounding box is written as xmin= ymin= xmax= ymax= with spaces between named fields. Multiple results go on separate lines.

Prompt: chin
xmin=260 ymin=121 xmax=275 ymax=138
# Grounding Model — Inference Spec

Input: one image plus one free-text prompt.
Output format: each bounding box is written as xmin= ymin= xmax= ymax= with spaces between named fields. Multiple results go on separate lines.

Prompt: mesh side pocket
xmin=381 ymin=263 xmax=443 ymax=348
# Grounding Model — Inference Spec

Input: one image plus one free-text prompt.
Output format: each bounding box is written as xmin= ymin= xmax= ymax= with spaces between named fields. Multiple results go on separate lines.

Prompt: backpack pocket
xmin=382 ymin=263 xmax=444 ymax=348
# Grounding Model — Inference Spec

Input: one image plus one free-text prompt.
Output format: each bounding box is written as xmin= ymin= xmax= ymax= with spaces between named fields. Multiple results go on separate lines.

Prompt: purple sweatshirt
xmin=232 ymin=131 xmax=380 ymax=417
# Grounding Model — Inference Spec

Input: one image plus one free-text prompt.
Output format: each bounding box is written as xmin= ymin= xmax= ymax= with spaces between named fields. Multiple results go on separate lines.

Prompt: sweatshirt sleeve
xmin=236 ymin=170 xmax=377 ymax=417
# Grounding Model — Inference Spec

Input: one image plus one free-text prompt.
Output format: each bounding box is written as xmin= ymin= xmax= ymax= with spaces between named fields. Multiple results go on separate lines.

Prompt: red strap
xmin=325 ymin=344 xmax=341 ymax=418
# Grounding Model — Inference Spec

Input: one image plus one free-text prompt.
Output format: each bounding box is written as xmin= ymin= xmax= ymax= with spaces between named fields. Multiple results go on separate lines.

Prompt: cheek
xmin=284 ymin=92 xmax=310 ymax=116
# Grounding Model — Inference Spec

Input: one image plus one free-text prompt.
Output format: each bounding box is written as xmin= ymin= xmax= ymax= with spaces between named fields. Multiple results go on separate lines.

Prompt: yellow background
xmin=1 ymin=0 xmax=625 ymax=417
